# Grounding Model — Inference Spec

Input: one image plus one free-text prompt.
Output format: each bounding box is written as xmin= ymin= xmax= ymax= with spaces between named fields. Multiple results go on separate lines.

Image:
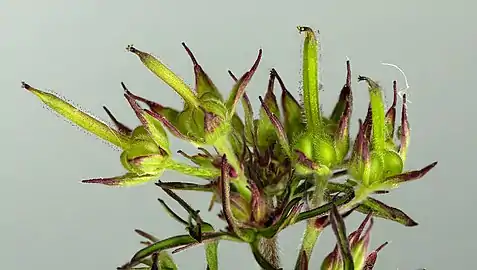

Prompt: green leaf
xmin=329 ymin=204 xmax=354 ymax=270
xmin=157 ymin=183 xmax=201 ymax=221
xmin=298 ymin=26 xmax=322 ymax=132
xmin=157 ymin=198 xmax=188 ymax=226
xmin=357 ymin=197 xmax=418 ymax=226
xmin=157 ymin=181 xmax=213 ymax=192
xmin=126 ymin=235 xmax=197 ymax=267
xmin=22 ymin=82 xmax=131 ymax=149
xmin=82 ymin=172 xmax=160 ymax=187
xmin=127 ymin=45 xmax=200 ymax=108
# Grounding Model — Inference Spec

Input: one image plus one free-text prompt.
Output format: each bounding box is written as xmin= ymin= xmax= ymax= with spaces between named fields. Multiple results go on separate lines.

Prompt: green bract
xmin=24 ymin=26 xmax=437 ymax=270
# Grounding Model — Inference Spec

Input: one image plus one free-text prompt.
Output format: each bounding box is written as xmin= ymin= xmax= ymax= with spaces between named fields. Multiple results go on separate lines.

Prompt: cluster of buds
xmin=320 ymin=209 xmax=388 ymax=270
xmin=23 ymin=26 xmax=436 ymax=270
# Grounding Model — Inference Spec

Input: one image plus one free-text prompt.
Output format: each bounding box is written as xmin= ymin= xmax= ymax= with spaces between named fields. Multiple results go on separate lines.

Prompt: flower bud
xmin=349 ymin=77 xmax=436 ymax=191
xmin=120 ymin=133 xmax=169 ymax=176
xmin=249 ymin=181 xmax=267 ymax=223
xmin=322 ymin=212 xmax=388 ymax=270
xmin=293 ymin=132 xmax=336 ymax=170
xmin=321 ymin=245 xmax=342 ymax=270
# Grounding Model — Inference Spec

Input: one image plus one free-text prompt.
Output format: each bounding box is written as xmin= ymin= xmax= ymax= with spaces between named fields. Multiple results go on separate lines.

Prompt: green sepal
xmin=22 ymin=82 xmax=132 ymax=149
xmin=123 ymin=88 xmax=171 ymax=155
xmin=358 ymin=76 xmax=386 ymax=152
xmin=277 ymin=69 xmax=305 ymax=145
xmin=240 ymin=92 xmax=256 ymax=145
xmin=120 ymin=139 xmax=169 ymax=176
xmin=182 ymin=42 xmax=223 ymax=101
xmin=228 ymin=113 xmax=246 ymax=156
xmin=298 ymin=26 xmax=322 ymax=132
xmin=127 ymin=45 xmax=200 ymax=108
xmin=225 ymin=50 xmax=262 ymax=115
xmin=176 ymin=107 xmax=205 ymax=142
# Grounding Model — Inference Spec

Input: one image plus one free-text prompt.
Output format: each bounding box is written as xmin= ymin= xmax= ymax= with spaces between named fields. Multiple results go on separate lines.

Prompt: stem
xmin=214 ymin=136 xmax=251 ymax=201
xmin=258 ymin=236 xmax=280 ymax=270
xmin=294 ymin=172 xmax=329 ymax=269
xmin=257 ymin=195 xmax=281 ymax=269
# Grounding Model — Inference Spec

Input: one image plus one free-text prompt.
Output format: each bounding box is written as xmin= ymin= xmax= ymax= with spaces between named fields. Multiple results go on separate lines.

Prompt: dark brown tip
xmin=227 ymin=70 xmax=238 ymax=82
xmin=297 ymin=26 xmax=319 ymax=34
xmin=346 ymin=60 xmax=351 ymax=87
xmin=102 ymin=106 xmax=132 ymax=134
xmin=82 ymin=178 xmax=119 ymax=186
xmin=266 ymin=69 xmax=277 ymax=96
xmin=120 ymin=82 xmax=130 ymax=94
xmin=182 ymin=42 xmax=199 ymax=66
xmin=374 ymin=241 xmax=389 ymax=253
xmin=392 ymin=80 xmax=398 ymax=108
xmin=126 ymin=44 xmax=138 ymax=53
xmin=21 ymin=81 xmax=32 ymax=90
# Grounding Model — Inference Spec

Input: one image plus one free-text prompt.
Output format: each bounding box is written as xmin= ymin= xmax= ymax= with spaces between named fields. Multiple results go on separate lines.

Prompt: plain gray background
xmin=2 ymin=0 xmax=475 ymax=269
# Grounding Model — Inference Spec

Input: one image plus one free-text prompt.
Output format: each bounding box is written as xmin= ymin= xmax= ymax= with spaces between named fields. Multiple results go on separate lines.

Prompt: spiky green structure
xmin=23 ymin=26 xmax=437 ymax=270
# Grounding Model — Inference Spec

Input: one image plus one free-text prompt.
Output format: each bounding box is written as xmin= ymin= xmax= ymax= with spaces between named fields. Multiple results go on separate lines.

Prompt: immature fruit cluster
xmin=23 ymin=26 xmax=436 ymax=270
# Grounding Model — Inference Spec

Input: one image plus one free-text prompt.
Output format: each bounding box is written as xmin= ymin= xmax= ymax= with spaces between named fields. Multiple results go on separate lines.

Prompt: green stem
xmin=294 ymin=172 xmax=329 ymax=269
